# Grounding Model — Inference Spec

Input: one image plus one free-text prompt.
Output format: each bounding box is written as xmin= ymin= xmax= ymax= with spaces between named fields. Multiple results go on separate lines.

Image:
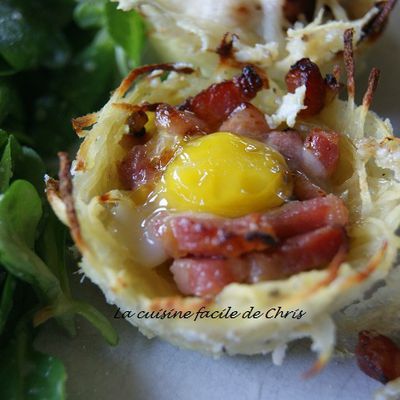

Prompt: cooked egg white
xmin=107 ymin=194 xmax=169 ymax=268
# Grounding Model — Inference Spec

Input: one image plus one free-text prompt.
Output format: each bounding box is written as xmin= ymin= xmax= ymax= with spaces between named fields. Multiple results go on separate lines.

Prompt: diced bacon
xmin=118 ymin=142 xmax=175 ymax=190
xmin=265 ymin=129 xmax=339 ymax=181
xmin=150 ymin=212 xmax=277 ymax=258
xmin=304 ymin=128 xmax=340 ymax=177
xmin=127 ymin=109 xmax=148 ymax=137
xmin=155 ymin=104 xmax=210 ymax=136
xmin=293 ymin=172 xmax=326 ymax=200
xmin=171 ymin=225 xmax=347 ymax=297
xmin=247 ymin=225 xmax=347 ymax=282
xmin=119 ymin=145 xmax=157 ymax=190
xmin=180 ymin=66 xmax=264 ymax=130
xmin=356 ymin=331 xmax=400 ymax=383
xmin=219 ymin=103 xmax=271 ymax=139
xmin=265 ymin=130 xmax=305 ymax=171
xmin=151 ymin=195 xmax=348 ymax=257
xmin=286 ymin=58 xmax=327 ymax=117
xmin=170 ymin=258 xmax=249 ymax=298
xmin=263 ymin=194 xmax=348 ymax=239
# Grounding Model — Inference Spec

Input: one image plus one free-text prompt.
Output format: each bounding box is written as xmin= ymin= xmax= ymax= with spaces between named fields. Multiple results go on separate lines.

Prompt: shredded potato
xmin=113 ymin=0 xmax=394 ymax=79
xmin=47 ymin=56 xmax=400 ymax=369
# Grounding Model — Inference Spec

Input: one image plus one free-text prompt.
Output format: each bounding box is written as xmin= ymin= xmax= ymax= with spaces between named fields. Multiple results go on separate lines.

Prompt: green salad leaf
xmin=0 ymin=134 xmax=20 ymax=192
xmin=0 ymin=180 xmax=64 ymax=304
xmin=0 ymin=177 xmax=117 ymax=343
xmin=0 ymin=133 xmax=45 ymax=193
xmin=54 ymin=29 xmax=115 ymax=113
xmin=0 ymin=1 xmax=72 ymax=74
xmin=0 ymin=129 xmax=118 ymax=397
xmin=0 ymin=0 xmax=146 ymax=396
xmin=0 ymin=79 xmax=20 ymax=124
xmin=0 ymin=273 xmax=16 ymax=334
xmin=37 ymin=211 xmax=70 ymax=296
xmin=70 ymin=300 xmax=119 ymax=346
xmin=106 ymin=1 xmax=146 ymax=75
xmin=0 ymin=325 xmax=67 ymax=400
xmin=74 ymin=0 xmax=107 ymax=29
xmin=13 ymin=147 xmax=46 ymax=194
xmin=32 ymin=29 xmax=116 ymax=156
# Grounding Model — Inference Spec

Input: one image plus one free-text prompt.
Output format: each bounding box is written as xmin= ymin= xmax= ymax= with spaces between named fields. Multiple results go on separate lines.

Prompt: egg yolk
xmin=163 ymin=132 xmax=292 ymax=217
xmin=144 ymin=111 xmax=156 ymax=135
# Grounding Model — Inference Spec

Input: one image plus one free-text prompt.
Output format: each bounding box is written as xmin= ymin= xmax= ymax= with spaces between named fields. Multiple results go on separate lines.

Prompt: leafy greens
xmin=0 ymin=0 xmax=146 ymax=398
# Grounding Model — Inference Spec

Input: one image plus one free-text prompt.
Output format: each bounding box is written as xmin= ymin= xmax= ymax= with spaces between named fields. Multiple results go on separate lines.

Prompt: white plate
xmin=37 ymin=9 xmax=400 ymax=400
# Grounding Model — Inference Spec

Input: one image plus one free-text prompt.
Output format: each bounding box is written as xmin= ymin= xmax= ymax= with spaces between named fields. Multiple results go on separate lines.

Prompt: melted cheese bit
xmin=162 ymin=131 xmax=292 ymax=218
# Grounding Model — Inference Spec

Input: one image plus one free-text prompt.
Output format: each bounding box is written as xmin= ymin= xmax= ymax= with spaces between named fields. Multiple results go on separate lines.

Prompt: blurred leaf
xmin=105 ymin=1 xmax=145 ymax=68
xmin=41 ymin=32 xmax=71 ymax=70
xmin=0 ymin=180 xmax=63 ymax=304
xmin=0 ymin=2 xmax=37 ymax=71
xmin=0 ymin=1 xmax=71 ymax=73
xmin=0 ymin=273 xmax=16 ymax=334
xmin=0 ymin=79 xmax=20 ymax=124
xmin=74 ymin=0 xmax=106 ymax=29
xmin=0 ymin=180 xmax=73 ymax=337
xmin=0 ymin=57 xmax=15 ymax=76
xmin=0 ymin=129 xmax=8 ymax=150
xmin=58 ymin=29 xmax=115 ymax=111
xmin=15 ymin=0 xmax=75 ymax=28
xmin=0 ymin=326 xmax=66 ymax=400
xmin=14 ymin=146 xmax=45 ymax=194
xmin=37 ymin=210 xmax=70 ymax=296
xmin=71 ymin=300 xmax=118 ymax=346
xmin=32 ymin=30 xmax=115 ymax=155
xmin=0 ymin=180 xmax=118 ymax=342
xmin=0 ymin=134 xmax=20 ymax=192
xmin=0 ymin=134 xmax=45 ymax=193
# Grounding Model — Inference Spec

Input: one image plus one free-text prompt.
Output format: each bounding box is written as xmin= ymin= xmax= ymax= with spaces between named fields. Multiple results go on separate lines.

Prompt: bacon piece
xmin=119 ymin=103 xmax=208 ymax=189
xmin=151 ymin=195 xmax=348 ymax=257
xmin=265 ymin=129 xmax=340 ymax=180
xmin=247 ymin=225 xmax=347 ymax=282
xmin=260 ymin=194 xmax=348 ymax=239
xmin=171 ymin=225 xmax=347 ymax=297
xmin=180 ymin=66 xmax=264 ymax=130
xmin=356 ymin=330 xmax=400 ymax=384
xmin=304 ymin=128 xmax=340 ymax=177
xmin=286 ymin=58 xmax=327 ymax=117
xmin=265 ymin=130 xmax=325 ymax=181
xmin=118 ymin=141 xmax=176 ymax=190
xmin=170 ymin=258 xmax=249 ymax=298
xmin=155 ymin=104 xmax=210 ymax=136
xmin=265 ymin=129 xmax=305 ymax=169
xmin=293 ymin=172 xmax=326 ymax=200
xmin=219 ymin=102 xmax=271 ymax=139
xmin=127 ymin=109 xmax=148 ymax=137
xmin=151 ymin=212 xmax=277 ymax=258
xmin=119 ymin=145 xmax=157 ymax=190
xmin=283 ymin=0 xmax=316 ymax=24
